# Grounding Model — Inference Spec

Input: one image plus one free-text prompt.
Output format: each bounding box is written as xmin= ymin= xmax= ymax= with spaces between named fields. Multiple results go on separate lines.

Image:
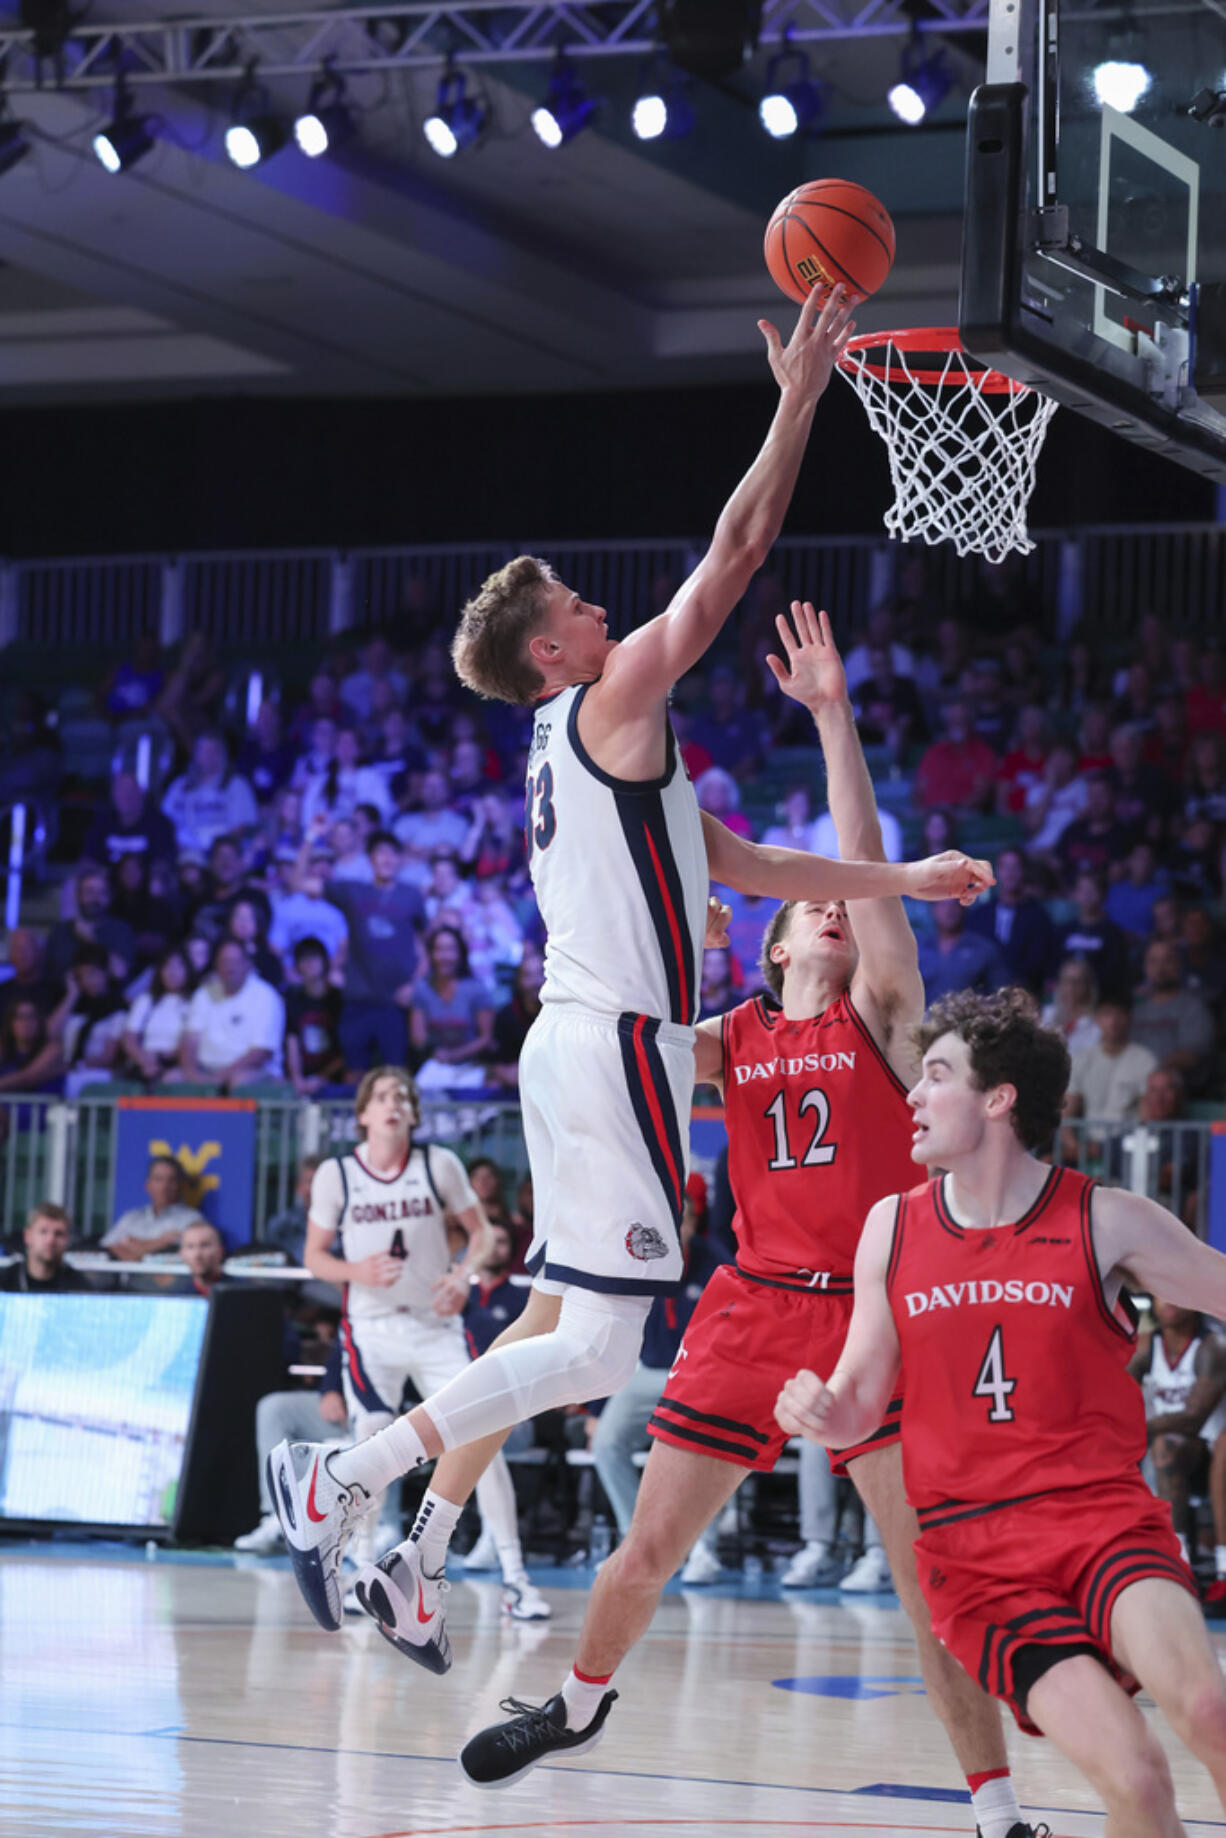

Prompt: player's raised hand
xmin=431 ymin=1269 xmax=471 ymax=1318
xmin=759 ymin=282 xmax=856 ymax=401
xmin=705 ymin=894 xmax=732 ymax=948
xmin=765 ymin=601 xmax=846 ymax=711
xmin=905 ymin=851 xmax=995 ymax=907
xmin=775 ymin=1369 xmax=836 ymax=1443
xmin=353 ymin=1251 xmax=401 ymax=1288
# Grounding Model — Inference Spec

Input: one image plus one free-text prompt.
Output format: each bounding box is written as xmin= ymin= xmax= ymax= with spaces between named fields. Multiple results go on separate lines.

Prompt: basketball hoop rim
xmin=837 ymin=326 xmax=1031 ymax=396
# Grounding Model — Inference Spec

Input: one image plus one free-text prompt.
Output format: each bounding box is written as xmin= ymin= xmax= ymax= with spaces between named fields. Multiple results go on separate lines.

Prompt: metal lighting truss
xmin=0 ymin=0 xmax=1002 ymax=93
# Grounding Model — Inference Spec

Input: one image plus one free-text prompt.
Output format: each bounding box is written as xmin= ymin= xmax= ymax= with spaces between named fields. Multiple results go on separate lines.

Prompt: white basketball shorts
xmin=339 ymin=1310 xmax=472 ymax=1426
xmin=519 ymin=1002 xmax=694 ymax=1297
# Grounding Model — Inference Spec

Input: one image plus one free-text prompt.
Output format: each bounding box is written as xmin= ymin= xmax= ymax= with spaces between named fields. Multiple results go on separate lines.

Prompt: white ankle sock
xmin=497 ymin=1537 xmax=527 ymax=1584
xmin=332 ymin=1414 xmax=429 ymax=1497
xmin=969 ymin=1771 xmax=1021 ymax=1838
xmin=403 ymin=1490 xmax=461 ymax=1575
xmin=560 ymin=1665 xmax=613 ymax=1731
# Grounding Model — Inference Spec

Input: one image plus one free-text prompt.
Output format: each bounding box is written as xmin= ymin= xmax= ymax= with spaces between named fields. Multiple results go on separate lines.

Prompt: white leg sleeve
xmin=424 ymin=1288 xmax=651 ymax=1453
xmin=474 ymin=1452 xmax=521 ymax=1554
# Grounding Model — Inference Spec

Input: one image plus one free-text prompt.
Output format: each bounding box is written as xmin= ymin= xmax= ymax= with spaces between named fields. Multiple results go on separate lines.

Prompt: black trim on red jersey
xmin=843 ymin=986 xmax=911 ymax=1100
xmin=613 ymin=790 xmax=696 ymax=1026
xmin=1082 ymin=1545 xmax=1193 ymax=1639
xmin=885 ymin=1192 xmax=907 ymax=1294
xmin=834 ymin=1414 xmax=904 ymax=1458
xmin=752 ymin=995 xmax=780 ymax=1031
xmin=1080 ymin=1180 xmax=1136 ymax=1344
xmin=734 ymin=1262 xmax=854 ymax=1295
xmin=567 ymin=684 xmax=679 ymax=794
xmin=932 ymin=1164 xmax=1062 ymax=1241
xmin=652 ymin=1394 xmax=770 ymax=1444
xmin=648 ymin=1412 xmax=768 ymax=1462
xmin=915 ymin=1484 xmax=1066 ymax=1531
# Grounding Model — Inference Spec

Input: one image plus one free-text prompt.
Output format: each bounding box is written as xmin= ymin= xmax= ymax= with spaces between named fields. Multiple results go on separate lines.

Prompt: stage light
xmin=294 ymin=69 xmax=354 ymax=158
xmin=423 ymin=66 xmax=487 ymax=158
xmin=0 ymin=118 xmax=30 ymax=178
xmin=532 ymin=56 xmax=595 ymax=149
xmin=225 ymin=115 xmax=287 ymax=169
xmin=93 ymin=91 xmax=156 ymax=173
xmin=758 ymin=42 xmax=821 ymax=139
xmin=631 ymin=78 xmax=694 ymax=142
xmin=887 ymin=36 xmax=952 ymax=125
xmin=1093 ymin=59 xmax=1152 ymax=112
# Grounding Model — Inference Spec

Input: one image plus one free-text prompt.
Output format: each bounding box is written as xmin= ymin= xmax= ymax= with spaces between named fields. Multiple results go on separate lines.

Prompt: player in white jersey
xmin=300 ymin=1066 xmax=548 ymax=1636
xmin=270 ymin=280 xmax=994 ymax=1638
xmin=1131 ymin=1299 xmax=1226 ymax=1565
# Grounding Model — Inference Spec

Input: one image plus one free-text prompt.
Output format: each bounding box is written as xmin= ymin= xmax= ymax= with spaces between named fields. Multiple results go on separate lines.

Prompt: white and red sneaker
xmin=354 ymin=1544 xmax=453 ymax=1675
xmin=267 ymin=1439 xmax=372 ymax=1632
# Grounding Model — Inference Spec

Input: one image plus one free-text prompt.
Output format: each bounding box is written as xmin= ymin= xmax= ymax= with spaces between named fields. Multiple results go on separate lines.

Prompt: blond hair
xmin=26 ymin=1200 xmax=70 ymax=1232
xmin=354 ymin=1065 xmax=420 ymax=1132
xmin=451 ymin=555 xmax=555 ymax=704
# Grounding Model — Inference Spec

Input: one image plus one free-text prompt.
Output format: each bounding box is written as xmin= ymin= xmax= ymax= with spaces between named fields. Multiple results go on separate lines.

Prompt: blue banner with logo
xmin=114 ymin=1099 xmax=258 ymax=1250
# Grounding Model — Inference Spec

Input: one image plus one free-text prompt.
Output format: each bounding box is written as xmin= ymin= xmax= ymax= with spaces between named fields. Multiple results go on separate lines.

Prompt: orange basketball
xmin=764 ymin=179 xmax=896 ymax=307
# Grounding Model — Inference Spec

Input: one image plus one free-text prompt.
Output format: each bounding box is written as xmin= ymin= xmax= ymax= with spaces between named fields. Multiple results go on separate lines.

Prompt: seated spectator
xmin=46 ymin=866 xmax=136 ymax=989
xmin=1023 ymin=741 xmax=1088 ymax=857
xmin=289 ymin=672 xmax=343 ymax=748
xmin=122 ymin=946 xmax=195 ymax=1084
xmin=174 ymin=1220 xmax=227 ymax=1299
xmin=0 ymin=928 xmax=61 ymax=1023
xmin=851 ymin=643 xmax=928 ymax=759
xmin=695 ymin=767 xmax=753 ymax=840
xmin=1041 ymin=955 xmax=1102 ymax=1057
xmin=915 ymin=699 xmax=997 ymax=811
xmin=263 ymin=1155 xmax=324 ymax=1265
xmin=409 ymin=925 xmax=496 ymax=1092
xmin=700 ymin=945 xmax=740 ymax=1017
xmin=1057 ymin=774 xmax=1137 ymax=885
xmin=1058 ymin=868 xmax=1131 ymax=1001
xmin=916 ymin=899 xmax=1007 ymax=1003
xmin=58 ymin=944 xmax=129 ymax=1096
xmin=269 ymin=844 xmax=348 ymax=969
xmin=394 ymin=767 xmax=469 ymax=873
xmin=963 ymin=654 xmax=1011 ymax=754
xmin=328 ymin=816 xmax=374 ymax=883
xmin=964 ymin=844 xmax=1058 ymax=995
xmin=808 ymin=796 xmax=904 ymax=863
xmin=423 ymin=849 xmax=478 ymax=932
xmin=1057 ymin=638 xmax=1099 ymax=715
xmin=490 ymin=946 xmax=543 ymax=1091
xmin=226 ymin=894 xmax=284 ymax=990
xmin=187 ymin=833 xmax=256 ymax=943
xmin=300 ymin=726 xmax=391 ymax=831
xmin=340 ymin=636 xmax=408 ymax=723
xmin=1184 ymin=731 xmax=1226 ymax=828
xmin=689 ymin=666 xmax=767 ymax=776
xmin=1107 ymin=723 xmax=1172 ymax=843
xmin=449 ymin=736 xmax=498 ymax=817
xmin=236 ymin=700 xmax=296 ymax=802
xmin=291 ymin=717 xmax=337 ymax=795
xmin=843 ymin=604 xmax=917 ymax=695
xmin=111 ymin=854 xmax=180 ymax=972
xmin=1151 ymin=891 xmax=1184 ymax=945
xmin=460 ymin=789 xmax=523 ymax=882
xmin=101 ymin=632 xmax=164 ymax=722
xmin=162 ymin=730 xmax=258 ymax=856
xmin=179 ymin=938 xmax=286 ymax=1089
xmin=1064 ymin=996 xmax=1157 ymax=1128
xmin=1181 ymin=905 xmax=1226 ymax=1010
xmin=761 ymin=786 xmax=820 ymax=853
xmin=1077 ymin=703 xmax=1114 ymax=774
xmin=1131 ymin=939 xmax=1215 ymax=1093
xmin=1153 ymin=689 xmax=1190 ymax=784
xmin=1170 ymin=813 xmax=1222 ymax=903
xmin=82 ymin=770 xmax=177 ymax=872
xmin=1132 ymin=1300 xmax=1226 ymax=1564
xmin=590 ymin=1180 xmax=728 ymax=1574
xmin=327 ymin=831 xmax=426 ymax=1070
xmin=461 ymin=874 xmax=522 ymax=990
xmin=103 ymin=1155 xmax=207 ymax=1260
xmin=1131 ymin=1066 xmax=1201 ymax=1222
xmin=995 ymin=705 xmax=1050 ymax=817
xmin=0 ymin=1200 xmax=89 ymax=1292
xmin=0 ymin=997 xmax=62 ymax=1094
xmin=284 ymin=938 xmax=346 ymax=1098
xmin=1185 ymin=643 xmax=1226 ymax=738
xmin=260 ymin=787 xmax=305 ymax=871
xmin=234 ymin=1339 xmax=347 ymax=1555
xmin=466 ymin=1158 xmax=512 ymax=1230
xmin=367 ymin=708 xmax=426 ymax=804
xmin=914 ymin=611 xmax=969 ymax=707
xmin=1112 ymin=659 xmax=1158 ymax=736
xmin=1105 ymin=842 xmax=1170 ymax=949
xmin=463 ymin=1219 xmax=529 ymax=1355
xmin=999 ymin=634 xmax=1045 ymax=715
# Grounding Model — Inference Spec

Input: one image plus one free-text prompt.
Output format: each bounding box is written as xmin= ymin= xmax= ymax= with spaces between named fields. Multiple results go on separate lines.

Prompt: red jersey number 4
xmin=973 ymin=1325 xmax=1018 ymax=1423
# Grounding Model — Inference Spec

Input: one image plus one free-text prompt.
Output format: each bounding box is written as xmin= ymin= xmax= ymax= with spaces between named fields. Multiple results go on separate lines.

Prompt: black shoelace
xmin=494 ymin=1698 xmax=563 ymax=1754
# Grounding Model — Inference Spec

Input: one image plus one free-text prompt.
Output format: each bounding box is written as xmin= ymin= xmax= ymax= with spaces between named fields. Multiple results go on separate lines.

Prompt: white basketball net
xmin=837 ymin=334 xmax=1059 ymax=565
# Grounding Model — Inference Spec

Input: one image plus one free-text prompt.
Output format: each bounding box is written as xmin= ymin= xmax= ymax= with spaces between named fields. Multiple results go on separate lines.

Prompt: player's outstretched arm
xmin=590 ymin=286 xmax=856 ymax=721
xmin=701 ymin=808 xmax=994 ymax=906
xmin=767 ymin=601 xmax=924 ymax=1022
xmin=775 ymin=1197 xmax=901 ymax=1448
xmin=1096 ymin=1185 xmax=1226 ymax=1322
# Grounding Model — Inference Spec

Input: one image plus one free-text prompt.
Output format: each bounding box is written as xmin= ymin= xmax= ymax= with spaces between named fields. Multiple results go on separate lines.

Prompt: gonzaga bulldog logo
xmin=625 ymin=1223 xmax=669 ymax=1261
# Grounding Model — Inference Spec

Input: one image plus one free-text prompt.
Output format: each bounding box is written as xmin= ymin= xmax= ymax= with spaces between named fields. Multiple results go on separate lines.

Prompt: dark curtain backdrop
xmin=2 ymin=380 xmax=1209 ymax=557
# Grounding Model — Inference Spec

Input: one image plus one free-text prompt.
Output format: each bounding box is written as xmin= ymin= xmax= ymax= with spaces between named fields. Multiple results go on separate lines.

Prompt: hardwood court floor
xmin=2 ymin=1545 xmax=1226 ymax=1838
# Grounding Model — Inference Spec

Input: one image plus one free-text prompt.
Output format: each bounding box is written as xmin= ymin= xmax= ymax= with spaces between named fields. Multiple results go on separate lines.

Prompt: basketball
xmin=764 ymin=179 xmax=896 ymax=306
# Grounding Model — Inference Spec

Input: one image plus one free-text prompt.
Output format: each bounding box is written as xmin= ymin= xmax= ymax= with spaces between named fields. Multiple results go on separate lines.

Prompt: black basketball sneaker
xmin=459 ymin=1690 xmax=618 ymax=1789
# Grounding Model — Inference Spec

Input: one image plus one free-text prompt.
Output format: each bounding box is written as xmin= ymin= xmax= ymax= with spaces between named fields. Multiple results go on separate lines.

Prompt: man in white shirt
xmin=811 ymin=802 xmax=903 ymax=863
xmin=1066 ymin=997 xmax=1158 ymax=1127
xmin=102 ymin=1155 xmax=207 ymax=1261
xmin=161 ymin=732 xmax=258 ymax=856
xmin=180 ymin=939 xmax=285 ymax=1088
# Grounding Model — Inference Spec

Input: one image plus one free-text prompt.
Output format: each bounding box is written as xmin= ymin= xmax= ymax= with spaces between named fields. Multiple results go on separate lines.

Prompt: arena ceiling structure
xmin=0 ymin=0 xmax=990 ymax=399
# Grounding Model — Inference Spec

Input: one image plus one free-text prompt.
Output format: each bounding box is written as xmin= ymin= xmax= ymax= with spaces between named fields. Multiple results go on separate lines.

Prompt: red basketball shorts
xmin=647 ymin=1262 xmax=902 ymax=1475
xmin=914 ymin=1476 xmax=1197 ymax=1736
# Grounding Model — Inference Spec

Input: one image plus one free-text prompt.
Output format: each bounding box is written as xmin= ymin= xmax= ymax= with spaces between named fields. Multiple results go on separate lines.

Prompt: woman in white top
xmin=122 ymin=945 xmax=195 ymax=1082
xmin=1041 ymin=953 xmax=1103 ymax=1058
xmin=299 ymin=727 xmax=391 ymax=831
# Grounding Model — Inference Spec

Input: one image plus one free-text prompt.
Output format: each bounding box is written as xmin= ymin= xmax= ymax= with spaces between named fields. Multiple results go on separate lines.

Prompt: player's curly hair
xmin=913 ymin=987 xmax=1070 ymax=1152
xmin=451 ymin=555 xmax=556 ymax=705
xmin=758 ymin=901 xmax=797 ymax=1002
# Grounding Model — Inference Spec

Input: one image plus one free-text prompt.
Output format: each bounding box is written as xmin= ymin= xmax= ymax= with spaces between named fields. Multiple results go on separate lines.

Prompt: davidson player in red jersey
xmin=460 ymin=607 xmax=1033 ymax=1838
xmin=779 ymin=987 xmax=1226 ymax=1837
